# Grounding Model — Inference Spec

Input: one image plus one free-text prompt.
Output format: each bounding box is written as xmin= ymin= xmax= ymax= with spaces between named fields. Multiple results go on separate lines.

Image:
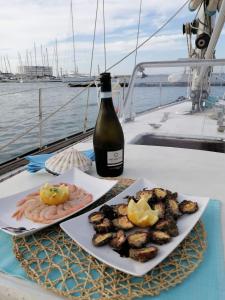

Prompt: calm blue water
xmin=0 ymin=82 xmax=224 ymax=163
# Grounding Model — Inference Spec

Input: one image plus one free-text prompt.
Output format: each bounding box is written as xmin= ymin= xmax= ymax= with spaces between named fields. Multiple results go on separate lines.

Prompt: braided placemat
xmin=13 ymin=179 xmax=207 ymax=299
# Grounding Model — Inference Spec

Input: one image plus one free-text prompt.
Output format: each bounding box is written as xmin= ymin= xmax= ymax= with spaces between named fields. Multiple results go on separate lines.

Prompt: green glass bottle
xmin=93 ymin=72 xmax=124 ymax=177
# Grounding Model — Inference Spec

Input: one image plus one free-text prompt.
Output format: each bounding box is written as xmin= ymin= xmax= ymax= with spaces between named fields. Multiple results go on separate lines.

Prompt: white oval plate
xmin=60 ymin=178 xmax=209 ymax=277
xmin=0 ymin=168 xmax=117 ymax=237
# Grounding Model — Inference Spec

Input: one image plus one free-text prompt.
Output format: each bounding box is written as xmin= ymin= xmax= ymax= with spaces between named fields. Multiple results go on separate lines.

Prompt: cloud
xmin=0 ymin=0 xmax=219 ymax=75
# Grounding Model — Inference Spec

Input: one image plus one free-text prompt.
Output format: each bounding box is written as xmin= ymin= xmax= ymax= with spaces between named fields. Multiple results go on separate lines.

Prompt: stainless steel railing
xmin=123 ymin=59 xmax=225 ymax=122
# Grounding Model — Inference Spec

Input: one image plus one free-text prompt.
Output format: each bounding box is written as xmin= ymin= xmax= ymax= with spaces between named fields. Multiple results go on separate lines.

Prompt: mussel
xmin=150 ymin=230 xmax=171 ymax=245
xmin=129 ymin=246 xmax=158 ymax=262
xmin=112 ymin=216 xmax=134 ymax=230
xmin=100 ymin=205 xmax=117 ymax=220
xmin=153 ymin=188 xmax=167 ymax=200
xmin=179 ymin=200 xmax=199 ymax=214
xmin=93 ymin=218 xmax=113 ymax=233
xmin=110 ymin=230 xmax=126 ymax=249
xmin=151 ymin=202 xmax=166 ymax=219
xmin=88 ymin=211 xmax=104 ymax=224
xmin=154 ymin=217 xmax=179 ymax=237
xmin=113 ymin=204 xmax=128 ymax=216
xmin=166 ymin=198 xmax=181 ymax=219
xmin=92 ymin=232 xmax=113 ymax=247
xmin=127 ymin=231 xmax=149 ymax=248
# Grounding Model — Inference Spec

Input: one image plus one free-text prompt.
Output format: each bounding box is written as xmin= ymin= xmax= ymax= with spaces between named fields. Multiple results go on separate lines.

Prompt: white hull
xmin=62 ymin=74 xmax=95 ymax=83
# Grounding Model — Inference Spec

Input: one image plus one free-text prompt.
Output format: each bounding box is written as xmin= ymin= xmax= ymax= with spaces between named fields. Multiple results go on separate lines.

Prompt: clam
xmin=45 ymin=148 xmax=92 ymax=175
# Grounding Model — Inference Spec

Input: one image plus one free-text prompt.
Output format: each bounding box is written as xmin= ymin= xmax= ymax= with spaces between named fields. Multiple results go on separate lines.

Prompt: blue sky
xmin=0 ymin=0 xmax=224 ymax=75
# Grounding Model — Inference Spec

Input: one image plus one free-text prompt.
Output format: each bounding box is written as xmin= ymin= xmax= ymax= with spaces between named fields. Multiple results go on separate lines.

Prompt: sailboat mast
xmin=26 ymin=50 xmax=30 ymax=67
xmin=34 ymin=42 xmax=37 ymax=77
xmin=0 ymin=56 xmax=3 ymax=72
xmin=6 ymin=56 xmax=11 ymax=74
xmin=70 ymin=0 xmax=77 ymax=74
xmin=29 ymin=51 xmax=33 ymax=66
xmin=4 ymin=56 xmax=8 ymax=73
xmin=55 ymin=39 xmax=59 ymax=77
xmin=46 ymin=48 xmax=49 ymax=67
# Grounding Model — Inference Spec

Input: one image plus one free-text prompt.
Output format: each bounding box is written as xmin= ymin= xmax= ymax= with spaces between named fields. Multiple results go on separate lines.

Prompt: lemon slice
xmin=127 ymin=197 xmax=159 ymax=228
xmin=40 ymin=183 xmax=69 ymax=205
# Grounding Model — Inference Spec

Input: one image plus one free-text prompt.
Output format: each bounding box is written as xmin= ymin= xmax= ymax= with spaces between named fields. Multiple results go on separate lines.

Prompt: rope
xmin=103 ymin=0 xmax=107 ymax=72
xmin=83 ymin=0 xmax=99 ymax=133
xmin=134 ymin=0 xmax=142 ymax=67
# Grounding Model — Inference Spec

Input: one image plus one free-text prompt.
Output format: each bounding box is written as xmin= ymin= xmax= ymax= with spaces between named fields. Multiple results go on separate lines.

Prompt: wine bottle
xmin=93 ymin=72 xmax=124 ymax=177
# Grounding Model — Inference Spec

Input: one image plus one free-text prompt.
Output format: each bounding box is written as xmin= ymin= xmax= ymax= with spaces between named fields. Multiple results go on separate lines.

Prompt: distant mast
xmin=3 ymin=56 xmax=8 ymax=73
xmin=55 ymin=39 xmax=59 ymax=78
xmin=46 ymin=48 xmax=49 ymax=67
xmin=6 ymin=56 xmax=11 ymax=73
xmin=70 ymin=0 xmax=77 ymax=74
xmin=34 ymin=42 xmax=37 ymax=78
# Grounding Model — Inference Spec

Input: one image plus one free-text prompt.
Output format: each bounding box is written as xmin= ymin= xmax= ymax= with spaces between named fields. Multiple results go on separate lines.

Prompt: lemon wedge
xmin=40 ymin=183 xmax=69 ymax=205
xmin=127 ymin=197 xmax=159 ymax=227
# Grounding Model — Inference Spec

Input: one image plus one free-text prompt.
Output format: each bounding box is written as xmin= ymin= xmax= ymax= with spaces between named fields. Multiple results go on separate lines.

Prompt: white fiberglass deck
xmin=123 ymin=101 xmax=225 ymax=143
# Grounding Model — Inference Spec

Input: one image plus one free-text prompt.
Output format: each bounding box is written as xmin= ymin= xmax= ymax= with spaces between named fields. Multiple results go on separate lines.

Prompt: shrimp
xmin=12 ymin=183 xmax=93 ymax=224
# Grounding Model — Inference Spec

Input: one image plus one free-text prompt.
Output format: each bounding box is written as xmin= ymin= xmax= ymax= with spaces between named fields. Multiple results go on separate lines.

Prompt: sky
xmin=0 ymin=0 xmax=224 ymax=76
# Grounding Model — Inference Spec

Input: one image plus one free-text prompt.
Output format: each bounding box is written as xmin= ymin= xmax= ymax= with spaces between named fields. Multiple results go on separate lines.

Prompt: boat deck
xmin=123 ymin=101 xmax=225 ymax=144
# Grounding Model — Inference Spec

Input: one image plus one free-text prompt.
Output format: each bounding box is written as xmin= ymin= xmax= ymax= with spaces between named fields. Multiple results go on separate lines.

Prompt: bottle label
xmin=107 ymin=150 xmax=123 ymax=166
xmin=101 ymin=92 xmax=112 ymax=98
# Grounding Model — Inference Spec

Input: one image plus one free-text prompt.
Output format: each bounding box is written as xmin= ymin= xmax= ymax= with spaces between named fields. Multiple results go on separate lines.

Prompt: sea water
xmin=0 ymin=82 xmax=223 ymax=164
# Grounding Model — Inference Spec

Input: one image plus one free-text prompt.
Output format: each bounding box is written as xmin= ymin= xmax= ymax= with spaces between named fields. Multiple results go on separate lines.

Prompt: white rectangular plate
xmin=60 ymin=178 xmax=209 ymax=277
xmin=0 ymin=168 xmax=117 ymax=237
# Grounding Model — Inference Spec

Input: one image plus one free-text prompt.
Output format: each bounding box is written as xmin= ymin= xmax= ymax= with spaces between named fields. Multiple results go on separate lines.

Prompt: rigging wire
xmin=83 ymin=0 xmax=99 ymax=132
xmin=134 ymin=0 xmax=142 ymax=67
xmin=106 ymin=0 xmax=189 ymax=72
xmin=102 ymin=0 xmax=107 ymax=72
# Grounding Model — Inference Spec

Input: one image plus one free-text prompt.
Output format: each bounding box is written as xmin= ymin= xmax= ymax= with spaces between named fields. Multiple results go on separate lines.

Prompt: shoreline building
xmin=18 ymin=65 xmax=53 ymax=78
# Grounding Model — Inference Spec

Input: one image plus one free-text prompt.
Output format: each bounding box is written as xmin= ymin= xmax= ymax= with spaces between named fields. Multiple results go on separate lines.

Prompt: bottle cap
xmin=100 ymin=72 xmax=111 ymax=92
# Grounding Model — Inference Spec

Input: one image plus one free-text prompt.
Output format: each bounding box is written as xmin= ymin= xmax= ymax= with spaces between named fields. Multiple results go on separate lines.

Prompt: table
xmin=0 ymin=144 xmax=225 ymax=300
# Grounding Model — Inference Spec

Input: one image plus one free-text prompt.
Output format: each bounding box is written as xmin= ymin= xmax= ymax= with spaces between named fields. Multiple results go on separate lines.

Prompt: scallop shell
xmin=45 ymin=148 xmax=92 ymax=175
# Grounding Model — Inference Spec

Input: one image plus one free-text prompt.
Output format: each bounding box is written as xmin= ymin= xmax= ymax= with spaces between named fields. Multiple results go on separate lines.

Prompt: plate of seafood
xmin=0 ymin=168 xmax=117 ymax=237
xmin=61 ymin=178 xmax=209 ymax=276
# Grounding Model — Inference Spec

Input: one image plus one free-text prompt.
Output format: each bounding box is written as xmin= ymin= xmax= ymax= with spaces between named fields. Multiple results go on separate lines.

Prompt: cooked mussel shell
xmin=154 ymin=217 xmax=179 ymax=237
xmin=113 ymin=240 xmax=130 ymax=257
xmin=88 ymin=211 xmax=104 ymax=224
xmin=151 ymin=202 xmax=166 ymax=219
xmin=150 ymin=230 xmax=171 ymax=245
xmin=94 ymin=218 xmax=113 ymax=233
xmin=92 ymin=232 xmax=113 ymax=247
xmin=166 ymin=199 xmax=181 ymax=219
xmin=100 ymin=205 xmax=117 ymax=220
xmin=113 ymin=204 xmax=128 ymax=216
xmin=153 ymin=188 xmax=167 ymax=200
xmin=129 ymin=246 xmax=158 ymax=262
xmin=127 ymin=231 xmax=149 ymax=248
xmin=112 ymin=216 xmax=134 ymax=230
xmin=179 ymin=200 xmax=199 ymax=214
xmin=110 ymin=230 xmax=126 ymax=249
xmin=136 ymin=189 xmax=153 ymax=202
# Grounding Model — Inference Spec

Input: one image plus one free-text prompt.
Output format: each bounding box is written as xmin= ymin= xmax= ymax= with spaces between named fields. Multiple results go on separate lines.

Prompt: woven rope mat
xmin=13 ymin=179 xmax=207 ymax=300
